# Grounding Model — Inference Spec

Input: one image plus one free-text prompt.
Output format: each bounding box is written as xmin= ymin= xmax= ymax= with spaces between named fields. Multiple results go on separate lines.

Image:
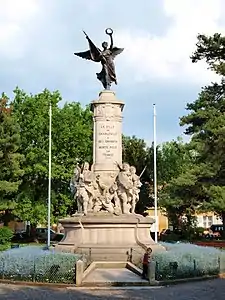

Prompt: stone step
xmin=82 ymin=268 xmax=148 ymax=287
xmin=86 ymin=253 xmax=130 ymax=262
xmin=77 ymin=246 xmax=143 ymax=262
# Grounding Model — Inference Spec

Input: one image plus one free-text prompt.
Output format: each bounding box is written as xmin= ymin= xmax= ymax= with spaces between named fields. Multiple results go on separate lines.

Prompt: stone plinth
xmin=60 ymin=90 xmax=165 ymax=261
xmin=56 ymin=213 xmax=164 ymax=262
xmin=91 ymin=90 xmax=124 ymax=188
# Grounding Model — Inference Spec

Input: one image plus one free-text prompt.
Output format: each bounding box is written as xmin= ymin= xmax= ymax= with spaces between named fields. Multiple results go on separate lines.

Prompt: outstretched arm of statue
xmin=109 ymin=34 xmax=113 ymax=49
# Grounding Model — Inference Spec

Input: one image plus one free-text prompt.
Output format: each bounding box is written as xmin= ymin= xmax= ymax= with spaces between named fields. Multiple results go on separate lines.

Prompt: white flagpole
xmin=47 ymin=101 xmax=52 ymax=248
xmin=153 ymin=104 xmax=158 ymax=243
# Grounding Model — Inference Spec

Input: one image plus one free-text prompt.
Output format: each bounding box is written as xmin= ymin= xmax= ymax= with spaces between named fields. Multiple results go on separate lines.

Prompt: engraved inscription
xmin=97 ymin=123 xmax=119 ymax=159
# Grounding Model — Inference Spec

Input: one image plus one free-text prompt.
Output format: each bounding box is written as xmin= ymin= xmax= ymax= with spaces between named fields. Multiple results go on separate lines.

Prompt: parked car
xmin=159 ymin=228 xmax=184 ymax=242
xmin=35 ymin=227 xmax=64 ymax=242
xmin=210 ymin=224 xmax=224 ymax=236
xmin=11 ymin=228 xmax=64 ymax=243
xmin=11 ymin=231 xmax=34 ymax=243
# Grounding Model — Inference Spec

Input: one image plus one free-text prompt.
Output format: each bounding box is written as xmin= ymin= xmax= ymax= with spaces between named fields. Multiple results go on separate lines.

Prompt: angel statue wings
xmin=74 ymin=28 xmax=124 ymax=90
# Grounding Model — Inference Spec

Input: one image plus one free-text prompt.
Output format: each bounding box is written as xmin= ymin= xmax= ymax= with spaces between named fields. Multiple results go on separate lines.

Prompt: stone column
xmin=91 ymin=90 xmax=124 ymax=188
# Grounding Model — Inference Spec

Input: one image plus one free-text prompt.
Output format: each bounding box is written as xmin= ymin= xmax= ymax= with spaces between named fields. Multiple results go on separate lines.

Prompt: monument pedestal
xmin=56 ymin=213 xmax=164 ymax=262
xmin=58 ymin=90 xmax=165 ymax=261
xmin=91 ymin=90 xmax=124 ymax=188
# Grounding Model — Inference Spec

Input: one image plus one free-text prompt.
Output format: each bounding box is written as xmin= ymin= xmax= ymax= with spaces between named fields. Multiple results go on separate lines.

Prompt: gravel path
xmin=0 ymin=279 xmax=224 ymax=299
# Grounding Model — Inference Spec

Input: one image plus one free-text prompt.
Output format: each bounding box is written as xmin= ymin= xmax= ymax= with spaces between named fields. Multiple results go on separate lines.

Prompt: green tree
xmin=160 ymin=163 xmax=202 ymax=231
xmin=11 ymin=88 xmax=93 ymax=225
xmin=122 ymin=135 xmax=153 ymax=214
xmin=50 ymin=101 xmax=93 ymax=220
xmin=158 ymin=139 xmax=195 ymax=229
xmin=0 ymin=227 xmax=13 ymax=251
xmin=191 ymin=33 xmax=225 ymax=76
xmin=177 ymin=32 xmax=225 ymax=233
xmin=157 ymin=138 xmax=191 ymax=184
xmin=180 ymin=82 xmax=225 ymax=231
xmin=0 ymin=96 xmax=24 ymax=225
xmin=122 ymin=135 xmax=148 ymax=176
xmin=122 ymin=136 xmax=192 ymax=216
xmin=157 ymin=33 xmax=225 ymax=234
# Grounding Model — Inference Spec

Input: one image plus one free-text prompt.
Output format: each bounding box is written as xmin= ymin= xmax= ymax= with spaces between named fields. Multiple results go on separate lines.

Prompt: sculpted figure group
xmin=70 ymin=162 xmax=142 ymax=216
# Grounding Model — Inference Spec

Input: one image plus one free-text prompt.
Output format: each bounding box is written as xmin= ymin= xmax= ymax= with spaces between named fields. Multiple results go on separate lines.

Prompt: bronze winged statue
xmin=74 ymin=28 xmax=124 ymax=90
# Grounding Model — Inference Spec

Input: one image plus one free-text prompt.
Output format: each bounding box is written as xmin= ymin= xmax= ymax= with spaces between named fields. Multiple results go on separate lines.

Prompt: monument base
xmin=55 ymin=213 xmax=164 ymax=263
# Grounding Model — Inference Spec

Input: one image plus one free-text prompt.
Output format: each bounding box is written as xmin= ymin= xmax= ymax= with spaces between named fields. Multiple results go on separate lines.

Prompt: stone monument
xmin=56 ymin=28 xmax=162 ymax=261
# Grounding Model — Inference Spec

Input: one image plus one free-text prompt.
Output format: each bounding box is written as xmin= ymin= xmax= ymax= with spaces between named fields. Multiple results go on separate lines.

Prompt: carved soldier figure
xmin=70 ymin=163 xmax=88 ymax=215
xmin=102 ymin=190 xmax=115 ymax=214
xmin=92 ymin=174 xmax=107 ymax=213
xmin=71 ymin=162 xmax=96 ymax=215
xmin=95 ymin=174 xmax=109 ymax=197
xmin=109 ymin=181 xmax=121 ymax=215
xmin=130 ymin=166 xmax=142 ymax=213
xmin=116 ymin=163 xmax=133 ymax=214
xmin=75 ymin=173 xmax=89 ymax=215
xmin=70 ymin=163 xmax=81 ymax=197
xmin=82 ymin=162 xmax=96 ymax=212
xmin=70 ymin=163 xmax=85 ymax=215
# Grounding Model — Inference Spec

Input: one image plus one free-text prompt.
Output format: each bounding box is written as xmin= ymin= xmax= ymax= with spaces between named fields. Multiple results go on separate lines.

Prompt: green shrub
xmin=194 ymin=227 xmax=205 ymax=239
xmin=0 ymin=227 xmax=13 ymax=245
xmin=0 ymin=246 xmax=82 ymax=283
xmin=154 ymin=242 xmax=224 ymax=280
xmin=0 ymin=244 xmax=10 ymax=251
xmin=196 ymin=227 xmax=205 ymax=234
xmin=161 ymin=232 xmax=180 ymax=242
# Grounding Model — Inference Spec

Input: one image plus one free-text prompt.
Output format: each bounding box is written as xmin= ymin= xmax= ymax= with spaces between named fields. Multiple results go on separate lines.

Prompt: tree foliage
xmin=7 ymin=88 xmax=93 ymax=225
xmin=180 ymin=82 xmax=225 ymax=228
xmin=122 ymin=135 xmax=148 ymax=176
xmin=161 ymin=32 xmax=225 ymax=232
xmin=191 ymin=33 xmax=225 ymax=76
xmin=158 ymin=140 xmax=195 ymax=227
xmin=122 ymin=135 xmax=191 ymax=215
xmin=0 ymin=96 xmax=24 ymax=224
xmin=122 ymin=135 xmax=152 ymax=213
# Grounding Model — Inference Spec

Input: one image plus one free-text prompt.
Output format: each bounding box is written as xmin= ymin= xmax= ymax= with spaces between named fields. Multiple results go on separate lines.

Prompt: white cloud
xmin=116 ymin=0 xmax=225 ymax=85
xmin=0 ymin=0 xmax=40 ymax=59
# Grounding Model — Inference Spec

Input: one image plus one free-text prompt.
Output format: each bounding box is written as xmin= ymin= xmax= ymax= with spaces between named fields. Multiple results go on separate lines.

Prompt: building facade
xmin=147 ymin=208 xmax=222 ymax=233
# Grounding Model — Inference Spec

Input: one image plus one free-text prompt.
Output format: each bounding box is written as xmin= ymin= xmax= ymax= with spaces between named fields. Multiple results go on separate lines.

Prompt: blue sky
xmin=1 ymin=0 xmax=225 ymax=144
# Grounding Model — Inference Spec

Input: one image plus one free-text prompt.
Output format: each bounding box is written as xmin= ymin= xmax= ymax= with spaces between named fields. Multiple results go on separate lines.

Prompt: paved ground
xmin=0 ymin=279 xmax=225 ymax=300
xmin=83 ymin=268 xmax=146 ymax=284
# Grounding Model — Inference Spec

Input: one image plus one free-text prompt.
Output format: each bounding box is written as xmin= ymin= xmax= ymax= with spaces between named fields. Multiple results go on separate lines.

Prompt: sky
xmin=1 ymin=0 xmax=225 ymax=144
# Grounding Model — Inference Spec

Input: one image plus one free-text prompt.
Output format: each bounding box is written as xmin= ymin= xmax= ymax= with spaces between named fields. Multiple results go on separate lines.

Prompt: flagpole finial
xmin=153 ymin=104 xmax=156 ymax=116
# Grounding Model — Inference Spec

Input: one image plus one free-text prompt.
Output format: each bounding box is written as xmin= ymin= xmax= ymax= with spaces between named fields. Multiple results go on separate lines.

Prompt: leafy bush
xmin=193 ymin=227 xmax=205 ymax=240
xmin=153 ymin=242 xmax=225 ymax=280
xmin=160 ymin=232 xmax=180 ymax=242
xmin=0 ymin=244 xmax=10 ymax=252
xmin=0 ymin=246 xmax=83 ymax=283
xmin=0 ymin=227 xmax=13 ymax=245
